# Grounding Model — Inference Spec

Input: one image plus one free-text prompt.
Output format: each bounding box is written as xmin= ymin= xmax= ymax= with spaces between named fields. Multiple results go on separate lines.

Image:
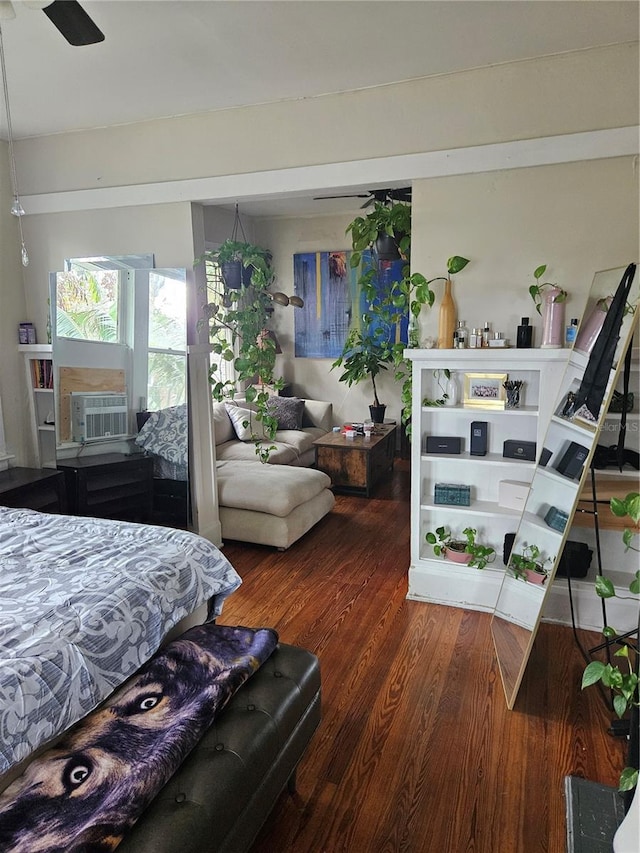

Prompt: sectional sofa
xmin=212 ymin=398 xmax=336 ymax=549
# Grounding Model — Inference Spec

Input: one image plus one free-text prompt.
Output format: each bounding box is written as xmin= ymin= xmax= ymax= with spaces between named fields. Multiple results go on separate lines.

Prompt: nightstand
xmin=57 ymin=453 xmax=153 ymax=522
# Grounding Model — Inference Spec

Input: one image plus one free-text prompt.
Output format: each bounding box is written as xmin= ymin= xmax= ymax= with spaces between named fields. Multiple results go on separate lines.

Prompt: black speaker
xmin=555 ymin=441 xmax=589 ymax=480
xmin=470 ymin=421 xmax=488 ymax=456
xmin=425 ymin=436 xmax=462 ymax=454
xmin=503 ymin=439 xmax=537 ymax=461
xmin=539 ymin=447 xmax=552 ymax=467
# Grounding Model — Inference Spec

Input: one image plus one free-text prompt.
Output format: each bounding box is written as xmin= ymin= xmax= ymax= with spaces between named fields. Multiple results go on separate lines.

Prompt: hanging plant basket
xmin=220 ymin=260 xmax=253 ymax=290
xmin=375 ymin=231 xmax=404 ymax=262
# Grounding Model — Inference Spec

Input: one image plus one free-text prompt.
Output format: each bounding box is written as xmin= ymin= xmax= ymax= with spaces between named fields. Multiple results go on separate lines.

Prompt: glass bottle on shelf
xmin=444 ymin=371 xmax=459 ymax=407
xmin=407 ymin=312 xmax=421 ymax=348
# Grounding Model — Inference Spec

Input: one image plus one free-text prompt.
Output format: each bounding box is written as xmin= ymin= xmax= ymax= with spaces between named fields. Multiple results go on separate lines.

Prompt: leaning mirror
xmin=49 ymin=259 xmax=188 ymax=527
xmin=491 ymin=264 xmax=639 ymax=709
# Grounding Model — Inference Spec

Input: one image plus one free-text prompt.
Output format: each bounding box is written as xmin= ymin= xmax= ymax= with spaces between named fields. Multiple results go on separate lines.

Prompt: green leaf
xmin=582 ymin=660 xmax=606 ymax=688
xmin=610 ymin=497 xmax=628 ymax=517
xmin=629 ymin=572 xmax=640 ymax=595
xmin=618 ymin=767 xmax=638 ymax=792
xmin=447 ymin=256 xmax=469 ymax=275
xmin=595 ymin=575 xmax=616 ymax=598
xmin=534 ymin=264 xmax=547 ymax=279
xmin=613 ymin=693 xmax=629 ymax=718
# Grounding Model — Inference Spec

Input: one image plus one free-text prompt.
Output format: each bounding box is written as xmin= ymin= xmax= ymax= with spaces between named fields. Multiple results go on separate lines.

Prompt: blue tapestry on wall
xmin=293 ymin=250 xmax=407 ymax=358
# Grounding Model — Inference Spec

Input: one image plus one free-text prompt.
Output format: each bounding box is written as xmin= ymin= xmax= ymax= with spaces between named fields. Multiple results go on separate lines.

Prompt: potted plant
xmin=528 ymin=264 xmax=568 ymax=313
xmin=197 ymin=249 xmax=303 ymax=461
xmin=425 ymin=526 xmax=496 ymax=570
xmin=199 ymin=239 xmax=273 ymax=290
xmin=331 ymin=324 xmax=393 ymax=422
xmin=346 ymin=200 xmax=412 ymax=262
xmin=509 ymin=543 xmax=552 ymax=583
xmin=582 ymin=491 xmax=639 ymax=798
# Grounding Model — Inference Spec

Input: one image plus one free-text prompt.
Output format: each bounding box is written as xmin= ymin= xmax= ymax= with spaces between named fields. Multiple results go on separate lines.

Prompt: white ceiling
xmin=0 ymin=0 xmax=637 ymax=215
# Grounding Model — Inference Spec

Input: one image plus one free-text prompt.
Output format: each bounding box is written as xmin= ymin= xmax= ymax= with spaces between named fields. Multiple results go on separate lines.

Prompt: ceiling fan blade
xmin=43 ymin=0 xmax=104 ymax=46
xmin=313 ymin=193 xmax=370 ymax=201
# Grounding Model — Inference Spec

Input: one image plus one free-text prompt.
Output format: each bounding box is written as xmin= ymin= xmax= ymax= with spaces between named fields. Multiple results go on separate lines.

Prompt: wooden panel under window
xmin=573 ymin=474 xmax=640 ymax=531
xmin=57 ymin=367 xmax=126 ymax=442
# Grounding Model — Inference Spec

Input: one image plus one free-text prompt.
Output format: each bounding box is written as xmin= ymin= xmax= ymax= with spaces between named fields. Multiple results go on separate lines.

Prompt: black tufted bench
xmin=117 ymin=643 xmax=321 ymax=853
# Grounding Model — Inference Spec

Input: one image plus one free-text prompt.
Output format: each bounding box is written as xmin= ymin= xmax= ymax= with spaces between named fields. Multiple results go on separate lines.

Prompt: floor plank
xmin=217 ymin=460 xmax=627 ymax=852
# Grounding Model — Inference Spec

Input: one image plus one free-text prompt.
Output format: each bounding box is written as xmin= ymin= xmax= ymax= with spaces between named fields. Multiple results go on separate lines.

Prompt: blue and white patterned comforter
xmin=0 ymin=506 xmax=242 ymax=774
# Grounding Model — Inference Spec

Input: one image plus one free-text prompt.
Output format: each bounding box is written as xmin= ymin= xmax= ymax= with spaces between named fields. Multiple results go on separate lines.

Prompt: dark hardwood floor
xmin=217 ymin=460 xmax=626 ymax=852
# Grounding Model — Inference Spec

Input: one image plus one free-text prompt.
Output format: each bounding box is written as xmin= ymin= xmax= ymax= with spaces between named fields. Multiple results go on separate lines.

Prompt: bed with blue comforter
xmin=0 ymin=505 xmax=241 ymax=781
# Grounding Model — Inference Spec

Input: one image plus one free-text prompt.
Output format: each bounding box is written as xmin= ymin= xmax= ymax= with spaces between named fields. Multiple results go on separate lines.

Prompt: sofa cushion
xmin=265 ymin=397 xmax=305 ymax=430
xmin=212 ymin=403 xmax=235 ymax=445
xmin=225 ymin=404 xmax=264 ymax=441
xmin=216 ymin=440 xmax=298 ymax=465
xmin=216 ymin=461 xmax=331 ymax=517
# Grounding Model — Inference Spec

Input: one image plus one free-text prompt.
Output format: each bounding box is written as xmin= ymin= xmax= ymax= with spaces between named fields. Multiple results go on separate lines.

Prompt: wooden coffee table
xmin=313 ymin=424 xmax=397 ymax=497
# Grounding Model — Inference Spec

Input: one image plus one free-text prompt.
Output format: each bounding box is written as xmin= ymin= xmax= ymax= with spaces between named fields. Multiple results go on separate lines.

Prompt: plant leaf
xmin=447 ymin=256 xmax=469 ymax=275
xmin=581 ymin=660 xmax=605 ymax=688
xmin=595 ymin=575 xmax=616 ymax=598
xmin=534 ymin=264 xmax=546 ymax=279
xmin=618 ymin=767 xmax=639 ymax=792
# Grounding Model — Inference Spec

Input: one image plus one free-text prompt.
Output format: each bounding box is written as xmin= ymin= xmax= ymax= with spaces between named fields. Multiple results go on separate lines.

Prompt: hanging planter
xmin=375 ymin=230 xmax=404 ymax=261
xmin=220 ymin=260 xmax=253 ymax=290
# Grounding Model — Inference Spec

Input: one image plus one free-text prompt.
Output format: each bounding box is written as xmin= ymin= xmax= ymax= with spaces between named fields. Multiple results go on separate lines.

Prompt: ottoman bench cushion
xmin=216 ymin=462 xmax=331 ymax=517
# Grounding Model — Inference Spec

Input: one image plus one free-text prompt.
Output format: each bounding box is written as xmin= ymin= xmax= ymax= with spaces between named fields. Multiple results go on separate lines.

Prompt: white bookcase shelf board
xmin=405 ymin=348 xmax=569 ymax=612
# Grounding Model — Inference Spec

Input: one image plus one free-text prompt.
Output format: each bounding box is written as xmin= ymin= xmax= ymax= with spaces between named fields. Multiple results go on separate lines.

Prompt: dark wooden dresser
xmin=56 ymin=453 xmax=153 ymax=522
xmin=0 ymin=467 xmax=67 ymax=513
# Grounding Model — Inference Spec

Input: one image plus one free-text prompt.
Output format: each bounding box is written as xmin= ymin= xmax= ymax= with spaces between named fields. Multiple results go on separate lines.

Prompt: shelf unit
xmin=19 ymin=344 xmax=57 ymax=469
xmin=544 ymin=346 xmax=640 ymax=631
xmin=405 ymin=348 xmax=569 ymax=612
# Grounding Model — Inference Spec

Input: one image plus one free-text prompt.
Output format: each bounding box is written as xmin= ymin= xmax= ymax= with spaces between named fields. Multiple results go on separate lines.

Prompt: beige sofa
xmin=212 ymin=399 xmax=336 ymax=549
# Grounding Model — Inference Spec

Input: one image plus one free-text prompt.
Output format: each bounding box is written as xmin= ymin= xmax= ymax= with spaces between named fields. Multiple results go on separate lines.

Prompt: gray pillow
xmin=265 ymin=396 xmax=305 ymax=430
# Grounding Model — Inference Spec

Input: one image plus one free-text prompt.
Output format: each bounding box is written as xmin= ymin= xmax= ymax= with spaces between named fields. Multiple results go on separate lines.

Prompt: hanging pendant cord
xmin=0 ymin=24 xmax=28 ymax=266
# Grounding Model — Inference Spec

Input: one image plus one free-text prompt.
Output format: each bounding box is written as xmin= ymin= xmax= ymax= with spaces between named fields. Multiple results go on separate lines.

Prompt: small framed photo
xmin=463 ymin=372 xmax=508 ymax=410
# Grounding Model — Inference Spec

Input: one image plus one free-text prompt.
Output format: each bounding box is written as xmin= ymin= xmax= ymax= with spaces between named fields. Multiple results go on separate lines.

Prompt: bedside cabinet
xmin=0 ymin=467 xmax=67 ymax=513
xmin=57 ymin=453 xmax=153 ymax=522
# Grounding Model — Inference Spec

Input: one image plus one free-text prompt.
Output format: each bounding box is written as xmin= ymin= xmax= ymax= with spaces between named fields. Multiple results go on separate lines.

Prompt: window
xmin=54 ymin=268 xmax=121 ymax=343
xmin=146 ymin=270 xmax=187 ymax=411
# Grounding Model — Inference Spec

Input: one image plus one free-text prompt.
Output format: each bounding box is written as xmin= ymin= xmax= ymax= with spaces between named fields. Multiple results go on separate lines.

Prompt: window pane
xmin=148 ymin=271 xmax=186 ymax=349
xmin=147 ymin=352 xmax=186 ymax=410
xmin=55 ymin=270 xmax=119 ymax=342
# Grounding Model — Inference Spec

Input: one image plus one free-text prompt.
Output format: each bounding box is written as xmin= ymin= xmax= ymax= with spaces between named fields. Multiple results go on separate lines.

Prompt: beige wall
xmin=16 ymin=44 xmax=638 ymax=198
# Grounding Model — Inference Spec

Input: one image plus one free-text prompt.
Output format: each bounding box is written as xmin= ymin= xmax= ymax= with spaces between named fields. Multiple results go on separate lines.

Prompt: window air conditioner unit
xmin=71 ymin=392 xmax=129 ymax=443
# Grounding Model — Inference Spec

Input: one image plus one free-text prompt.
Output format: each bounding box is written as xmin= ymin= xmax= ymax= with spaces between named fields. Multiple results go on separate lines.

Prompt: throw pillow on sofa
xmin=225 ymin=404 xmax=264 ymax=441
xmin=266 ymin=397 xmax=305 ymax=430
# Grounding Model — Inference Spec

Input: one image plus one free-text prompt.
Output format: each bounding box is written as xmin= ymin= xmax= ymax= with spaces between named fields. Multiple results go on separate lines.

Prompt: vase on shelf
xmin=438 ymin=278 xmax=456 ymax=349
xmin=541 ymin=286 xmax=565 ymax=348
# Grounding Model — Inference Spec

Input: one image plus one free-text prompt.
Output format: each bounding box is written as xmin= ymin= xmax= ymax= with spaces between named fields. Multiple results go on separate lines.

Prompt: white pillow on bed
xmin=224 ymin=404 xmax=264 ymax=441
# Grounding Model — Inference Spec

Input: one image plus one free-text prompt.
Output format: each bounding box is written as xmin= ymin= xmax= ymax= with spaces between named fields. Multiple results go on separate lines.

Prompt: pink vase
xmin=574 ymin=297 xmax=612 ymax=355
xmin=541 ymin=286 xmax=565 ymax=349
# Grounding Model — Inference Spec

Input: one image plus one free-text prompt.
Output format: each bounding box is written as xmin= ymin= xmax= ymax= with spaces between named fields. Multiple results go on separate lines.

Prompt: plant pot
xmin=524 ymin=567 xmax=547 ymax=584
xmin=369 ymin=404 xmax=386 ymax=423
xmin=375 ymin=231 xmax=403 ymax=262
xmin=443 ymin=545 xmax=473 ymax=565
xmin=220 ymin=261 xmax=253 ymax=290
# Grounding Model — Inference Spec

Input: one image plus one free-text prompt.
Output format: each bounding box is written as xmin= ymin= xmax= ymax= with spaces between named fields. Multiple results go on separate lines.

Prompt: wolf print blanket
xmin=0 ymin=623 xmax=279 ymax=853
